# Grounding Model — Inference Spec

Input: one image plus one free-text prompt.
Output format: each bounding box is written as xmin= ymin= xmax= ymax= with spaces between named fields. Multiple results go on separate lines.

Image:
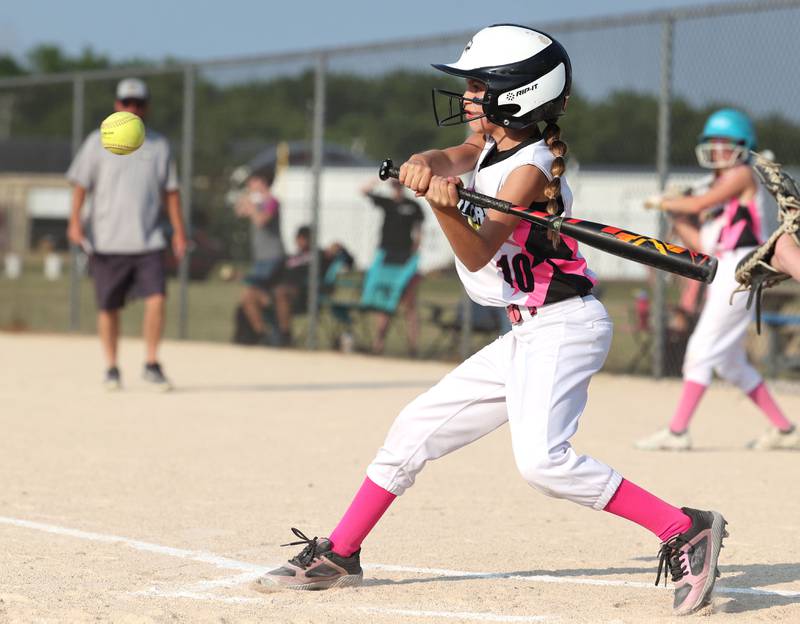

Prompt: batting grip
xmin=379 ymin=158 xmax=515 ymax=214
xmin=379 ymin=158 xmax=717 ymax=284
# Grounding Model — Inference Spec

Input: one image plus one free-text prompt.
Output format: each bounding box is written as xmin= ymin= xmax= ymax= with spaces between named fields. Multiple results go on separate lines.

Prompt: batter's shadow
xmin=364 ymin=562 xmax=800 ymax=614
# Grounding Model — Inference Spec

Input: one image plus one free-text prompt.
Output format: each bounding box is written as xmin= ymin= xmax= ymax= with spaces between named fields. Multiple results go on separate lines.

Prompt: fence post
xmin=69 ymin=75 xmax=85 ymax=332
xmin=178 ymin=65 xmax=195 ymax=340
xmin=306 ymin=54 xmax=327 ymax=350
xmin=653 ymin=16 xmax=674 ymax=379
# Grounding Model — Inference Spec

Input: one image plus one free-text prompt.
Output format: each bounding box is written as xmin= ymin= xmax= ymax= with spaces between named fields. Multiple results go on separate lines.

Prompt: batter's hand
xmin=425 ymin=175 xmax=461 ymax=211
xmin=399 ymin=155 xmax=433 ymax=196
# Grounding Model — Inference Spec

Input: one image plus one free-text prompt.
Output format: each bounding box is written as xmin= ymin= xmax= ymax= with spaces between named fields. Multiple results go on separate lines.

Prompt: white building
xmin=272 ymin=163 xmax=730 ymax=280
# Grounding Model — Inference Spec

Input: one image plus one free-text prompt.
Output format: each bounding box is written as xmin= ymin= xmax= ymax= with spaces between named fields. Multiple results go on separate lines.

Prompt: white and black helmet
xmin=431 ymin=24 xmax=572 ymax=129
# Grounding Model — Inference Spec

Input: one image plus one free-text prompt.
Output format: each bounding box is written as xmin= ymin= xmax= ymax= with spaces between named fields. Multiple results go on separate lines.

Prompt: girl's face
xmin=695 ymin=137 xmax=746 ymax=170
xmin=709 ymin=138 xmax=737 ymax=165
xmin=246 ymin=176 xmax=270 ymax=193
xmin=463 ymin=78 xmax=490 ymax=133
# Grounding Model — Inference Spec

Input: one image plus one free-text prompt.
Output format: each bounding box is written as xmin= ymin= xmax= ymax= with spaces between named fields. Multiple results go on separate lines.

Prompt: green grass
xmin=3 ymin=257 xmax=793 ymax=377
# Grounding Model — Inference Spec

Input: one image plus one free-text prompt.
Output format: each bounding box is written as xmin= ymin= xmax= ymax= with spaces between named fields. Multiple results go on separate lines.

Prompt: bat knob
xmin=705 ymin=256 xmax=718 ymax=284
xmin=379 ymin=158 xmax=395 ymax=181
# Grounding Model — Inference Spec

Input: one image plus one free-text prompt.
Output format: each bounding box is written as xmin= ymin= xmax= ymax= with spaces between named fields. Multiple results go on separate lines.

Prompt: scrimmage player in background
xmin=636 ymin=109 xmax=798 ymax=452
xmin=256 ymin=25 xmax=728 ymax=616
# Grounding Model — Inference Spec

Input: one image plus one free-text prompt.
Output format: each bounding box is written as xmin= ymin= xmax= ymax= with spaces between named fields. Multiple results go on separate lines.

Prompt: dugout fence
xmin=1 ymin=0 xmax=800 ymax=379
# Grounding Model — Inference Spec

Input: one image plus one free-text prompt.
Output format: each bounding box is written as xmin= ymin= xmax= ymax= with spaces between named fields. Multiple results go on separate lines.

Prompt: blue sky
xmin=2 ymin=1 xmax=797 ymax=120
xmin=1 ymin=0 xmax=736 ymax=62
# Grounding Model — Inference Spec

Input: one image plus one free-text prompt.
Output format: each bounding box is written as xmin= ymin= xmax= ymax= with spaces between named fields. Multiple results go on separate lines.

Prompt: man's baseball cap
xmin=116 ymin=78 xmax=149 ymax=101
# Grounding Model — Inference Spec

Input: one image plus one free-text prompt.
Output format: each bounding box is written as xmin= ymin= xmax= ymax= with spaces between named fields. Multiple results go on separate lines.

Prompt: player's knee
xmin=515 ymin=449 xmax=568 ymax=494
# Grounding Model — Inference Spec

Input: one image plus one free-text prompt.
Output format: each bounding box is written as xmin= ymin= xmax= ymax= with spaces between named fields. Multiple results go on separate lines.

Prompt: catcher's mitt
xmin=732 ymin=151 xmax=800 ymax=332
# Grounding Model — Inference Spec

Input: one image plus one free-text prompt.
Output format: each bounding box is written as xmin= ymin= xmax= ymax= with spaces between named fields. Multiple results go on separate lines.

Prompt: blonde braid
xmin=543 ymin=121 xmax=568 ymax=246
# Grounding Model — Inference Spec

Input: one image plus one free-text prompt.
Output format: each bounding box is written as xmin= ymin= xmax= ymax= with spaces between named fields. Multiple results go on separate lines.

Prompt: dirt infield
xmin=1 ymin=333 xmax=798 ymax=623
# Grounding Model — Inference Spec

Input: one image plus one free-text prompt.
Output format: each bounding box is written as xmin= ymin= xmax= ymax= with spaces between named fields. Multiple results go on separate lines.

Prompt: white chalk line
xmin=183 ymin=565 xmax=800 ymax=600
xmin=0 ymin=516 xmax=552 ymax=620
xmin=132 ymin=585 xmax=551 ymax=622
xmin=2 ymin=514 xmax=799 ymax=606
xmin=0 ymin=516 xmax=259 ymax=572
xmin=356 ymin=607 xmax=549 ymax=622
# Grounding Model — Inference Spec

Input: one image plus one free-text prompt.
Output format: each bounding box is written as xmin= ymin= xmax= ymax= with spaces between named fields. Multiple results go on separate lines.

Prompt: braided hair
xmin=542 ymin=121 xmax=568 ymax=247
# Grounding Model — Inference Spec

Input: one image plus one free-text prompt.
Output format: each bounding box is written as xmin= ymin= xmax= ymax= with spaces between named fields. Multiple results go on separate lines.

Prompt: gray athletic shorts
xmin=89 ymin=250 xmax=167 ymax=311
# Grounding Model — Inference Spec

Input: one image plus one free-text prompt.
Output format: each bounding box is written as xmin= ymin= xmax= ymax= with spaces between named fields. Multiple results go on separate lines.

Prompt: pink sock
xmin=669 ymin=380 xmax=707 ymax=434
xmin=329 ymin=477 xmax=396 ymax=557
xmin=748 ymin=382 xmax=794 ymax=432
xmin=604 ymin=478 xmax=692 ymax=542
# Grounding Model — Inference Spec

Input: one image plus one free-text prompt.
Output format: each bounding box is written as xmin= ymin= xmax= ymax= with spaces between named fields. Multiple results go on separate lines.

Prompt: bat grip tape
xmin=379 ymin=158 xmax=514 ymax=214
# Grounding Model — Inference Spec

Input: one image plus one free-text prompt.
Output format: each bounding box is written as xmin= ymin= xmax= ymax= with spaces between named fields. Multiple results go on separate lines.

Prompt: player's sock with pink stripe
xmin=329 ymin=477 xmax=396 ymax=557
xmin=748 ymin=382 xmax=794 ymax=432
xmin=603 ymin=478 xmax=692 ymax=542
xmin=668 ymin=380 xmax=707 ymax=434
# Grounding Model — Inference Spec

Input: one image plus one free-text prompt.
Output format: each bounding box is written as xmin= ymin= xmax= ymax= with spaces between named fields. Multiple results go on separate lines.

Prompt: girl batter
xmin=257 ymin=25 xmax=728 ymax=615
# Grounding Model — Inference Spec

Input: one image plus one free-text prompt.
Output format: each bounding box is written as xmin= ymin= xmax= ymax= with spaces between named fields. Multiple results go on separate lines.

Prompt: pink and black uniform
xmin=260 ymin=23 xmax=730 ymax=616
xmin=671 ymin=171 xmax=792 ymax=436
xmin=456 ymin=135 xmax=596 ymax=311
xmin=715 ymin=197 xmax=763 ymax=253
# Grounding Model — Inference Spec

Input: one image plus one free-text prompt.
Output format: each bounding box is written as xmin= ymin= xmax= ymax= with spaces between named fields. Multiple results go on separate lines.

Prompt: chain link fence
xmin=2 ymin=0 xmax=800 ymax=379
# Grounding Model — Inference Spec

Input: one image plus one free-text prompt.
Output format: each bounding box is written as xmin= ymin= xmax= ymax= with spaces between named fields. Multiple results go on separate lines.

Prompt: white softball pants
xmin=367 ymin=295 xmax=623 ymax=510
xmin=683 ymin=247 xmax=762 ymax=391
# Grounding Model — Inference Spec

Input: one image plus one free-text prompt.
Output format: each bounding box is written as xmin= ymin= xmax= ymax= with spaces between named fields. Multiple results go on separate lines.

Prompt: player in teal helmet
xmin=694 ymin=108 xmax=757 ymax=169
xmin=637 ymin=108 xmax=797 ymax=452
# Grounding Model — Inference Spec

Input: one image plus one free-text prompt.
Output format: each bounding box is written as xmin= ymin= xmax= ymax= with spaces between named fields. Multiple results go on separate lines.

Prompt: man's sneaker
xmin=635 ymin=428 xmax=692 ymax=451
xmin=103 ymin=366 xmax=122 ymax=391
xmin=748 ymin=426 xmax=800 ymax=451
xmin=656 ymin=507 xmax=728 ymax=616
xmin=143 ymin=362 xmax=173 ymax=392
xmin=254 ymin=528 xmax=363 ymax=591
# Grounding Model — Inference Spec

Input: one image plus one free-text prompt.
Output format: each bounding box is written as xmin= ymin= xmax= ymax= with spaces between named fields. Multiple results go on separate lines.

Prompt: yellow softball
xmin=100 ymin=111 xmax=145 ymax=155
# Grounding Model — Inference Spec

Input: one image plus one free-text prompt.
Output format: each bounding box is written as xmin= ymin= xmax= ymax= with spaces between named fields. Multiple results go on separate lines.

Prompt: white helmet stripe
xmin=446 ymin=25 xmax=553 ymax=70
xmin=496 ymin=63 xmax=566 ymax=118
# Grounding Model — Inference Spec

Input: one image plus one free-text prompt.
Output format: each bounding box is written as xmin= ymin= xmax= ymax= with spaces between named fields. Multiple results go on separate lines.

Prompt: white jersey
xmin=455 ymin=135 xmax=596 ymax=308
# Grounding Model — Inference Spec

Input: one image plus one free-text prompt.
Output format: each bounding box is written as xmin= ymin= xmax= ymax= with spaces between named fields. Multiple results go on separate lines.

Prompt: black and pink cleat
xmin=656 ymin=507 xmax=728 ymax=615
xmin=254 ymin=528 xmax=363 ymax=592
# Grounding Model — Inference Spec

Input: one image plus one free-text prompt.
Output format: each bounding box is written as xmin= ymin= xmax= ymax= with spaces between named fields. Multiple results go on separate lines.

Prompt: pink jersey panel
xmin=509 ymin=219 xmax=596 ymax=307
xmin=717 ymin=197 xmax=762 ymax=253
xmin=559 ymin=235 xmax=598 ymax=285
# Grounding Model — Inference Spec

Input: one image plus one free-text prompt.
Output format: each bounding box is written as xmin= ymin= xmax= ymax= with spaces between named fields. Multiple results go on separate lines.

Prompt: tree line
xmin=4 ymin=45 xmax=800 ymax=168
xmin=4 ymin=45 xmax=800 ymax=258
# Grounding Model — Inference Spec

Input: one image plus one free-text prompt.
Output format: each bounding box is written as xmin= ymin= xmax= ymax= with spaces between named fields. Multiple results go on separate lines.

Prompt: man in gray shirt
xmin=66 ymin=78 xmax=187 ymax=391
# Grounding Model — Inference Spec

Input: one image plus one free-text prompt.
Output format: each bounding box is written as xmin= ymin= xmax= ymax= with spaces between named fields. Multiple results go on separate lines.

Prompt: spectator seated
xmin=233 ymin=225 xmax=353 ymax=347
xmin=326 ymin=251 xmax=420 ymax=352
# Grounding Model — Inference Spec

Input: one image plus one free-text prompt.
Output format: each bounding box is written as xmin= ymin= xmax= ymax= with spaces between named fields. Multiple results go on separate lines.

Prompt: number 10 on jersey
xmin=498 ymin=254 xmax=535 ymax=293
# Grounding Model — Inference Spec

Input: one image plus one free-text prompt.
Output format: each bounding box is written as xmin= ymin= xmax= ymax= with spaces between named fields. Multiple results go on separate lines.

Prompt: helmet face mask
xmin=431 ymin=24 xmax=572 ymax=130
xmin=695 ymin=138 xmax=748 ymax=170
xmin=431 ymin=88 xmax=491 ymax=127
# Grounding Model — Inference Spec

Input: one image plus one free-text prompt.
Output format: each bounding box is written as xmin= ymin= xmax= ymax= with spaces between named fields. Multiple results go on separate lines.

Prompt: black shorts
xmin=90 ymin=250 xmax=167 ymax=311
